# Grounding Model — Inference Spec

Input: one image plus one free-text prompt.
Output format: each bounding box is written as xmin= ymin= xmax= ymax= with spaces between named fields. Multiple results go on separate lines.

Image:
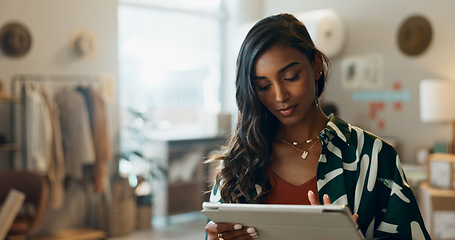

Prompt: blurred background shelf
xmin=0 ymin=144 xmax=23 ymax=152
xmin=0 ymin=97 xmax=21 ymax=103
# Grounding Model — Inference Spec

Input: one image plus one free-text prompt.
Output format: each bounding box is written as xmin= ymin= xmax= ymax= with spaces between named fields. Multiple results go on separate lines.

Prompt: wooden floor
xmin=28 ymin=212 xmax=206 ymax=240
xmin=110 ymin=212 xmax=206 ymax=240
xmin=32 ymin=229 xmax=107 ymax=240
xmin=27 ymin=212 xmax=207 ymax=240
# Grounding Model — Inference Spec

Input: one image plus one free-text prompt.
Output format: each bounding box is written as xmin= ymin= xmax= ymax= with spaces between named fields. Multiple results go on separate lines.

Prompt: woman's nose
xmin=274 ymin=84 xmax=289 ymax=103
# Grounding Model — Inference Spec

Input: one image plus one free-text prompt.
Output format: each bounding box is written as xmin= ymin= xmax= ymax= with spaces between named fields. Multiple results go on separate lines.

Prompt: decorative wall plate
xmin=397 ymin=15 xmax=432 ymax=56
xmin=0 ymin=22 xmax=32 ymax=57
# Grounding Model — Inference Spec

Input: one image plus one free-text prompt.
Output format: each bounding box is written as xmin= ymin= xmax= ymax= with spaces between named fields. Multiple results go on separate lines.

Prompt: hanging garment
xmin=77 ymin=86 xmax=113 ymax=193
xmin=76 ymin=86 xmax=94 ymax=126
xmin=24 ymin=86 xmax=52 ymax=174
xmin=55 ymin=88 xmax=95 ymax=180
xmin=41 ymin=90 xmax=66 ymax=209
xmin=90 ymin=88 xmax=113 ymax=193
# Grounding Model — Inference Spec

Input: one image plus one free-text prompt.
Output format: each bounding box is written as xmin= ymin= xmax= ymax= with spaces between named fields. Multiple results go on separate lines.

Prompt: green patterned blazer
xmin=209 ymin=115 xmax=430 ymax=240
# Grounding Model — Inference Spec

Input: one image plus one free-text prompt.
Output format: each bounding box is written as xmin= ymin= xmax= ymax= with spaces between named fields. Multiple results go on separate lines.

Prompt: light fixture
xmin=420 ymin=79 xmax=455 ymax=153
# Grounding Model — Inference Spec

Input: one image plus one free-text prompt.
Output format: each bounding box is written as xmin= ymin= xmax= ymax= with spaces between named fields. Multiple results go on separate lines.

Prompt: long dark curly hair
xmin=208 ymin=13 xmax=330 ymax=203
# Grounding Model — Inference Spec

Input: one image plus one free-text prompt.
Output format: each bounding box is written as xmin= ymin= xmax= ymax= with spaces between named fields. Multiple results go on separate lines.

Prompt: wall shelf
xmin=146 ymin=136 xmax=226 ymax=223
xmin=0 ymin=96 xmax=21 ymax=103
xmin=0 ymin=143 xmax=23 ymax=152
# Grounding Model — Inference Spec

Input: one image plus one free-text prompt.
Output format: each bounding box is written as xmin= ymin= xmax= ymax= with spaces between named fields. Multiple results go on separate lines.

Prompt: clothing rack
xmin=9 ymin=74 xmax=102 ymax=169
xmin=11 ymin=74 xmax=101 ymax=94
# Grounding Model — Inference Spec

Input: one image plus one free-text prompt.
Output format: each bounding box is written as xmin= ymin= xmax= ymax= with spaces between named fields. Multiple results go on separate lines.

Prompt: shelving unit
xmin=145 ymin=136 xmax=225 ymax=224
xmin=0 ymin=96 xmax=23 ymax=168
xmin=0 ymin=143 xmax=23 ymax=152
xmin=0 ymin=97 xmax=21 ymax=103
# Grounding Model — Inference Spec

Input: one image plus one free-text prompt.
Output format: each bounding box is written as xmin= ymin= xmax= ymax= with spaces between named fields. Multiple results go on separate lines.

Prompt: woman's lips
xmin=278 ymin=105 xmax=296 ymax=117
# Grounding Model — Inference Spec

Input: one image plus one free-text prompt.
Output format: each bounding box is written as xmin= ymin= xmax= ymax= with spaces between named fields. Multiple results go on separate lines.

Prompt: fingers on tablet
xmin=353 ymin=214 xmax=358 ymax=222
xmin=307 ymin=190 xmax=318 ymax=205
xmin=308 ymin=191 xmax=332 ymax=205
xmin=247 ymin=227 xmax=258 ymax=238
xmin=323 ymin=194 xmax=331 ymax=204
xmin=220 ymin=226 xmax=258 ymax=239
xmin=234 ymin=223 xmax=243 ymax=230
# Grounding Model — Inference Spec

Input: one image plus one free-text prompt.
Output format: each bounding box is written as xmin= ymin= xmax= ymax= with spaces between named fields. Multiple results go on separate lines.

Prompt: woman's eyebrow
xmin=253 ymin=62 xmax=300 ymax=80
xmin=277 ymin=62 xmax=300 ymax=75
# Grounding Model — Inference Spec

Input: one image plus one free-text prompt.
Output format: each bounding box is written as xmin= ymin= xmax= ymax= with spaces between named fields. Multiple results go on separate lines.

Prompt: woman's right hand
xmin=308 ymin=190 xmax=358 ymax=222
xmin=205 ymin=221 xmax=258 ymax=240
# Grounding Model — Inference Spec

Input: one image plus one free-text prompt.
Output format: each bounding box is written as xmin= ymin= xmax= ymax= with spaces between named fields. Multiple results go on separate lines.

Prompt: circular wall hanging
xmin=397 ymin=15 xmax=432 ymax=56
xmin=0 ymin=22 xmax=32 ymax=57
xmin=70 ymin=28 xmax=98 ymax=59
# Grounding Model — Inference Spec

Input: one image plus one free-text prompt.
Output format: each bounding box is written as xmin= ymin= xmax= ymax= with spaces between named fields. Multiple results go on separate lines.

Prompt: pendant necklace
xmin=279 ymin=136 xmax=320 ymax=159
xmin=289 ymin=136 xmax=320 ymax=146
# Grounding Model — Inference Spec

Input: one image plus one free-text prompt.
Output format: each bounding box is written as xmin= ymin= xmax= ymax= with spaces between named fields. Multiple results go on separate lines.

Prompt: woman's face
xmin=253 ymin=44 xmax=321 ymax=126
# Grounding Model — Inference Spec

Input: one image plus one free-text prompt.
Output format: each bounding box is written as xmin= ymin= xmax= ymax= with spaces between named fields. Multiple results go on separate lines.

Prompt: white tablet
xmin=202 ymin=202 xmax=365 ymax=240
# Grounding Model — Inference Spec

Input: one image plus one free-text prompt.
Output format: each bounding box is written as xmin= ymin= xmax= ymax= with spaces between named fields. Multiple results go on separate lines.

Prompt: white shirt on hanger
xmin=24 ymin=85 xmax=52 ymax=174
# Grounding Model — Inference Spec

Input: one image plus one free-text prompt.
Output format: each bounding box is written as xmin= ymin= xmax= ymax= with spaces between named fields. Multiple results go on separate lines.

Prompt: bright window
xmin=118 ymin=1 xmax=223 ymax=141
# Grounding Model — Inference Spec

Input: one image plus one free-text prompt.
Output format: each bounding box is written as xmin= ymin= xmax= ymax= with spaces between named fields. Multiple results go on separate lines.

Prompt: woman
xmin=205 ymin=13 xmax=430 ymax=240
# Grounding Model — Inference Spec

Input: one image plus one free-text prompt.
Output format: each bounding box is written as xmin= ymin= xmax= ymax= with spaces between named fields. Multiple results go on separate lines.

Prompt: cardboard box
xmin=427 ymin=153 xmax=455 ymax=189
xmin=419 ymin=182 xmax=455 ymax=239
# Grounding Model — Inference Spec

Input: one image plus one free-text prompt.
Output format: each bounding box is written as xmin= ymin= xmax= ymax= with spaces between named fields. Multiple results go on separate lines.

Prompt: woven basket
xmin=101 ymin=199 xmax=137 ymax=237
xmin=136 ymin=205 xmax=152 ymax=230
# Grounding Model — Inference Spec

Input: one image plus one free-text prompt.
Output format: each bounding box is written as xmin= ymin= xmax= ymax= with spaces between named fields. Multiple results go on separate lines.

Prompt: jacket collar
xmin=320 ymin=114 xmax=352 ymax=145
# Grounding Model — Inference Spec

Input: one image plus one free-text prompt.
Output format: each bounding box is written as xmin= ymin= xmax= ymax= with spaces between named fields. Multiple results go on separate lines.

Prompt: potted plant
xmin=117 ymin=106 xmax=167 ymax=229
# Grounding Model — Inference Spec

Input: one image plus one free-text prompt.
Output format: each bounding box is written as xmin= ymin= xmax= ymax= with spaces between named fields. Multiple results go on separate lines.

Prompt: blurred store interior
xmin=1 ymin=0 xmax=455 ymax=239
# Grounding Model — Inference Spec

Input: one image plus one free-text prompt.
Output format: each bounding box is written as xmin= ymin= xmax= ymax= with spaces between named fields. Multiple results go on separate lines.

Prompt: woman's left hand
xmin=307 ymin=190 xmax=358 ymax=222
xmin=307 ymin=190 xmax=331 ymax=205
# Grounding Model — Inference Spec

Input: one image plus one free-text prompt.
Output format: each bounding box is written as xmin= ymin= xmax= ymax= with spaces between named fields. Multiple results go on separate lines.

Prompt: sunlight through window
xmin=118 ymin=1 xmax=222 ymax=141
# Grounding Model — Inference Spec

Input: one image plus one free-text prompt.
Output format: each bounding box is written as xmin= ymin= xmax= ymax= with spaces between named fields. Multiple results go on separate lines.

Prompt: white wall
xmin=224 ymin=0 xmax=455 ymax=163
xmin=221 ymin=0 xmax=264 ymax=114
xmin=0 ymin=0 xmax=118 ymax=76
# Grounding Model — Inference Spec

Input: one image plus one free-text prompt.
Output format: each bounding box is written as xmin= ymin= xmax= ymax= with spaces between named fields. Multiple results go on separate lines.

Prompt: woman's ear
xmin=313 ymin=52 xmax=324 ymax=77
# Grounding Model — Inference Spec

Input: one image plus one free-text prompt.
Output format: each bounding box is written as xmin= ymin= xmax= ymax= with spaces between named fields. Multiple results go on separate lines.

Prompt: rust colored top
xmin=264 ymin=169 xmax=318 ymax=205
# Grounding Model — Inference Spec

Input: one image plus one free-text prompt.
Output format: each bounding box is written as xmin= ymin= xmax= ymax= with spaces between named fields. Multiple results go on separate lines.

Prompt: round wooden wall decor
xmin=0 ymin=22 xmax=32 ymax=57
xmin=397 ymin=15 xmax=432 ymax=56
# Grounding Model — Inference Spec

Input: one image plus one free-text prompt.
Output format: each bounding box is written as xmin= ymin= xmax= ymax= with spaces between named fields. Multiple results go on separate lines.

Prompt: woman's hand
xmin=307 ymin=190 xmax=331 ymax=205
xmin=307 ymin=190 xmax=358 ymax=222
xmin=205 ymin=221 xmax=258 ymax=240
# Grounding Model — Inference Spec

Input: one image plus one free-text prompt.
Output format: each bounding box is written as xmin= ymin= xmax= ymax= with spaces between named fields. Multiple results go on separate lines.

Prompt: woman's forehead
xmin=254 ymin=45 xmax=311 ymax=75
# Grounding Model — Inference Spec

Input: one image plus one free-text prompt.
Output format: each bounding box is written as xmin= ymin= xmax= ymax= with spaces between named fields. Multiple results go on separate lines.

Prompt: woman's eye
xmin=258 ymin=84 xmax=271 ymax=91
xmin=284 ymin=75 xmax=298 ymax=81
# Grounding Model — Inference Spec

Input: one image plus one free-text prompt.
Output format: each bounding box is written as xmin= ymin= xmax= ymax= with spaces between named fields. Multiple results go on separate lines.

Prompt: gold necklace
xmin=290 ymin=136 xmax=320 ymax=146
xmin=280 ymin=137 xmax=320 ymax=159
